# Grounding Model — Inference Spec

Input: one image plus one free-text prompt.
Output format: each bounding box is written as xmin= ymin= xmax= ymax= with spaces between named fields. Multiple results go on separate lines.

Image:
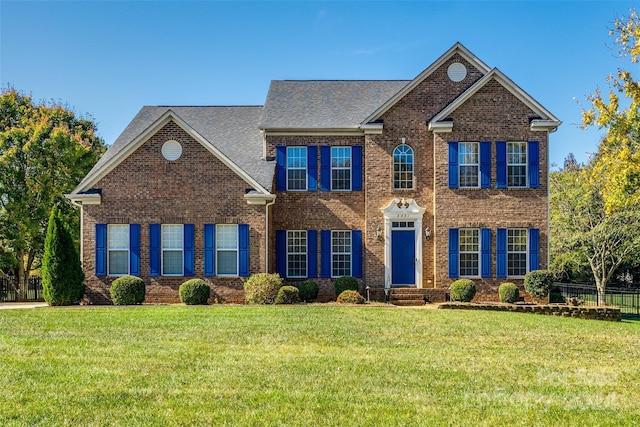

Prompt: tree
xmin=0 ymin=88 xmax=105 ymax=300
xmin=42 ymin=208 xmax=85 ymax=305
xmin=581 ymin=8 xmax=640 ymax=213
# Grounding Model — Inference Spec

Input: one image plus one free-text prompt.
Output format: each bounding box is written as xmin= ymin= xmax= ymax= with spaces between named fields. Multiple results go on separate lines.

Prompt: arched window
xmin=393 ymin=145 xmax=414 ymax=189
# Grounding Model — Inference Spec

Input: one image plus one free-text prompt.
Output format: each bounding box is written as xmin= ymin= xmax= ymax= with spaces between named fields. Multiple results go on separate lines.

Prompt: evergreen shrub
xmin=244 ymin=273 xmax=283 ymax=304
xmin=498 ymin=282 xmax=520 ymax=303
xmin=179 ymin=279 xmax=211 ymax=305
xmin=450 ymin=279 xmax=476 ymax=302
xmin=334 ymin=276 xmax=358 ymax=298
xmin=110 ymin=275 xmax=146 ymax=305
xmin=275 ymin=286 xmax=299 ymax=304
xmin=297 ymin=280 xmax=319 ymax=302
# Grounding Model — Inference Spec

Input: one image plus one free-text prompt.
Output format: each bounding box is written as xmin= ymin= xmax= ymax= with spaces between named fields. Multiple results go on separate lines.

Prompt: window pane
xmin=287 ymin=147 xmax=307 ymax=190
xmin=108 ymin=250 xmax=128 ymax=275
xmin=507 ymin=229 xmax=527 ymax=276
xmin=163 ymin=251 xmax=182 ymax=275
xmin=507 ymin=143 xmax=527 ymax=187
xmin=393 ymin=145 xmax=414 ymax=189
xmin=217 ymin=251 xmax=237 ymax=275
xmin=287 ymin=147 xmax=307 ymax=168
xmin=331 ymin=147 xmax=351 ymax=190
xmin=459 ymin=143 xmax=479 ymax=187
xmin=459 ymin=229 xmax=479 ymax=277
xmin=332 ymin=168 xmax=351 ymax=190
xmin=287 ymin=231 xmax=307 ymax=278
xmin=108 ymin=225 xmax=128 ymax=250
xmin=216 ymin=225 xmax=238 ymax=250
xmin=332 ymin=231 xmax=351 ymax=277
xmin=162 ymin=225 xmax=183 ymax=249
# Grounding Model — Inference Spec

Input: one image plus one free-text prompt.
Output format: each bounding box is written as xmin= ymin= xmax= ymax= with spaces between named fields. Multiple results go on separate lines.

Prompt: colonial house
xmin=68 ymin=43 xmax=560 ymax=304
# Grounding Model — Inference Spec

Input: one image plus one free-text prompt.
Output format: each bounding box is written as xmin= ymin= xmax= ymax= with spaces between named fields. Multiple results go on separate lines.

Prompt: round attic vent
xmin=447 ymin=62 xmax=467 ymax=82
xmin=162 ymin=140 xmax=182 ymax=161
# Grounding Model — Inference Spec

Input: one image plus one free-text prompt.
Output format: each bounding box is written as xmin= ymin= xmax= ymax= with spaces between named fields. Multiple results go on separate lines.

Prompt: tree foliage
xmin=581 ymin=8 xmax=640 ymax=213
xmin=42 ymin=208 xmax=85 ymax=305
xmin=0 ymin=88 xmax=105 ymax=298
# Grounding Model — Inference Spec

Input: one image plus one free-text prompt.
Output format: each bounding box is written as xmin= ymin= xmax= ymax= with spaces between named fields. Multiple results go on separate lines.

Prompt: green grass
xmin=0 ymin=305 xmax=639 ymax=426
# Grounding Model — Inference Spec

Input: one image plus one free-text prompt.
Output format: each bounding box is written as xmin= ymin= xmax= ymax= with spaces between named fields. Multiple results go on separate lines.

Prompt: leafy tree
xmin=0 ymin=88 xmax=105 ymax=299
xmin=42 ymin=208 xmax=85 ymax=305
xmin=581 ymin=8 xmax=640 ymax=213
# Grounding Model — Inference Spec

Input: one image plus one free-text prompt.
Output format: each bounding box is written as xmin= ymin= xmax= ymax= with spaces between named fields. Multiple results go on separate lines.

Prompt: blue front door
xmin=391 ymin=230 xmax=415 ymax=285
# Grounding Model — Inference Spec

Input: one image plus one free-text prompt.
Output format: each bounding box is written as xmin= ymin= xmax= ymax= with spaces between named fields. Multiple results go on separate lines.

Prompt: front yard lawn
xmin=0 ymin=305 xmax=638 ymax=426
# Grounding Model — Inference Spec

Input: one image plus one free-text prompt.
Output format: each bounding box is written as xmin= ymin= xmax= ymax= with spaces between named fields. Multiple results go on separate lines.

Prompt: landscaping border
xmin=438 ymin=302 xmax=621 ymax=321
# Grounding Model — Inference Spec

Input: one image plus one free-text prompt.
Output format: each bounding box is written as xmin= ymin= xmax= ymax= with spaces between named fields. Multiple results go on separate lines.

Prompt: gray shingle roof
xmin=259 ymin=80 xmax=410 ymax=129
xmin=74 ymin=106 xmax=273 ymax=193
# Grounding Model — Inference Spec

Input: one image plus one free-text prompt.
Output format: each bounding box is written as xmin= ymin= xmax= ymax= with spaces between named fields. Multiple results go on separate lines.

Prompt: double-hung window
xmin=459 ymin=142 xmax=479 ymax=188
xmin=507 ymin=142 xmax=527 ymax=187
xmin=162 ymin=224 xmax=183 ymax=276
xmin=507 ymin=229 xmax=528 ymax=277
xmin=216 ymin=225 xmax=238 ymax=276
xmin=393 ymin=145 xmax=414 ymax=189
xmin=331 ymin=231 xmax=351 ymax=277
xmin=287 ymin=231 xmax=307 ymax=278
xmin=287 ymin=147 xmax=307 ymax=191
xmin=331 ymin=147 xmax=351 ymax=191
xmin=459 ymin=228 xmax=479 ymax=277
xmin=107 ymin=225 xmax=129 ymax=276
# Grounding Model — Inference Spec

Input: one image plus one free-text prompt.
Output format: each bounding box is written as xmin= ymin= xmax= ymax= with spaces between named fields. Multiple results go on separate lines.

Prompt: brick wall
xmin=83 ymin=121 xmax=267 ymax=304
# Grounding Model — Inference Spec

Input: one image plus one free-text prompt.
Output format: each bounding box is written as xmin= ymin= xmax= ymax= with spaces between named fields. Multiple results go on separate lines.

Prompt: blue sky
xmin=1 ymin=1 xmax=638 ymax=168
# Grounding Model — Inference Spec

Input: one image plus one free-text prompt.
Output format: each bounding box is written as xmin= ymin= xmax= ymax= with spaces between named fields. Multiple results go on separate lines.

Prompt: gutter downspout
xmin=265 ymin=197 xmax=276 ymax=273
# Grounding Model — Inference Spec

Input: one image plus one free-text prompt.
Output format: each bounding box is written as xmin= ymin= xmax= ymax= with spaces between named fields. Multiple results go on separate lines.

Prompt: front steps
xmin=367 ymin=287 xmax=449 ymax=306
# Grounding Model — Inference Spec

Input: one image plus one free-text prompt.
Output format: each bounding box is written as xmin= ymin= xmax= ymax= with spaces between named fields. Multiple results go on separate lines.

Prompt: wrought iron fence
xmin=0 ymin=276 xmax=44 ymax=302
xmin=554 ymin=282 xmax=640 ymax=318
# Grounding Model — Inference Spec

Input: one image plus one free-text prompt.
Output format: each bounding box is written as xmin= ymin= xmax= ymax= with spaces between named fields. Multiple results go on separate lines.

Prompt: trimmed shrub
xmin=524 ymin=270 xmax=554 ymax=302
xmin=336 ymin=290 xmax=365 ymax=304
xmin=110 ymin=275 xmax=146 ymax=305
xmin=297 ymin=280 xmax=319 ymax=302
xmin=275 ymin=286 xmax=299 ymax=304
xmin=42 ymin=208 xmax=85 ymax=306
xmin=498 ymin=282 xmax=520 ymax=303
xmin=334 ymin=276 xmax=359 ymax=297
xmin=450 ymin=279 xmax=476 ymax=302
xmin=179 ymin=279 xmax=211 ymax=305
xmin=244 ymin=273 xmax=283 ymax=304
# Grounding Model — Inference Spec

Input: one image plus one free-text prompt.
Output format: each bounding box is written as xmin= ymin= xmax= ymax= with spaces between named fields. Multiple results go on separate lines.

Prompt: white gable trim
xmin=362 ymin=42 xmax=492 ymax=125
xmin=73 ymin=110 xmax=272 ymax=196
xmin=429 ymin=68 xmax=561 ymax=132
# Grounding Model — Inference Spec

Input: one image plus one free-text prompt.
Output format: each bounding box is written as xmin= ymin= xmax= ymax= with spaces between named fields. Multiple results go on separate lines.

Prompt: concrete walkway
xmin=0 ymin=302 xmax=48 ymax=310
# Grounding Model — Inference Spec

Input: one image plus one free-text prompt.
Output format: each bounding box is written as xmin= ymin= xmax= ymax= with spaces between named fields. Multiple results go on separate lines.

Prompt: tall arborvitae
xmin=42 ymin=208 xmax=85 ymax=305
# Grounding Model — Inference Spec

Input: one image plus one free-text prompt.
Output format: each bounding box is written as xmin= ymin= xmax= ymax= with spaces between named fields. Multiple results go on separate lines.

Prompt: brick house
xmin=68 ymin=43 xmax=560 ymax=304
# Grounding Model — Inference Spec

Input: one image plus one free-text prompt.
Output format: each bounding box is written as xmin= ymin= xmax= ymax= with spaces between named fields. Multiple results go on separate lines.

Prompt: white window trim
xmin=459 ymin=142 xmax=480 ymax=189
xmin=107 ymin=224 xmax=129 ymax=277
xmin=507 ymin=228 xmax=528 ymax=278
xmin=392 ymin=145 xmax=415 ymax=190
xmin=459 ymin=228 xmax=480 ymax=279
xmin=161 ymin=224 xmax=184 ymax=277
xmin=286 ymin=147 xmax=308 ymax=192
xmin=507 ymin=142 xmax=528 ymax=189
xmin=216 ymin=224 xmax=239 ymax=277
xmin=331 ymin=146 xmax=352 ymax=191
xmin=331 ymin=230 xmax=352 ymax=278
xmin=287 ymin=230 xmax=307 ymax=278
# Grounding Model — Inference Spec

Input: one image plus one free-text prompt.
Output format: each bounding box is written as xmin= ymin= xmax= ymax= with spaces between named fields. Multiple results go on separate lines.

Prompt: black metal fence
xmin=554 ymin=282 xmax=640 ymax=318
xmin=0 ymin=277 xmax=44 ymax=302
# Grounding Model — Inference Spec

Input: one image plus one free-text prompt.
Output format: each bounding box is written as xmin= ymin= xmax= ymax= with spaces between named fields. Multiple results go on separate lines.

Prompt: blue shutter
xmin=480 ymin=141 xmax=491 ymax=188
xmin=276 ymin=230 xmax=286 ymax=278
xmin=529 ymin=228 xmax=540 ymax=271
xmin=204 ymin=224 xmax=216 ymax=277
xmin=129 ymin=224 xmax=140 ymax=276
xmin=351 ymin=230 xmax=363 ymax=278
xmin=184 ymin=224 xmax=195 ymax=277
xmin=321 ymin=230 xmax=331 ymax=278
xmin=239 ymin=224 xmax=250 ymax=277
xmin=307 ymin=146 xmax=317 ymax=191
xmin=149 ymin=224 xmax=161 ymax=276
xmin=307 ymin=230 xmax=317 ymax=278
xmin=352 ymin=146 xmax=363 ymax=191
xmin=480 ymin=228 xmax=491 ymax=278
xmin=320 ymin=146 xmax=331 ymax=191
xmin=276 ymin=146 xmax=286 ymax=191
xmin=448 ymin=228 xmax=459 ymax=278
xmin=95 ymin=224 xmax=107 ymax=277
xmin=448 ymin=142 xmax=459 ymax=189
xmin=496 ymin=141 xmax=507 ymax=188
xmin=528 ymin=141 xmax=540 ymax=188
xmin=496 ymin=228 xmax=507 ymax=278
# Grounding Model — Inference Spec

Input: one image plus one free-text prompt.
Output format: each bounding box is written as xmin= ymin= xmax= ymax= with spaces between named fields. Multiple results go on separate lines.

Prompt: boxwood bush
xmin=296 ymin=280 xmax=319 ymax=302
xmin=110 ymin=275 xmax=145 ymax=305
xmin=334 ymin=276 xmax=358 ymax=298
xmin=450 ymin=279 xmax=476 ymax=302
xmin=498 ymin=282 xmax=520 ymax=303
xmin=179 ymin=279 xmax=211 ymax=305
xmin=275 ymin=286 xmax=299 ymax=304
xmin=244 ymin=273 xmax=283 ymax=304
xmin=336 ymin=290 xmax=365 ymax=304
xmin=524 ymin=270 xmax=554 ymax=302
